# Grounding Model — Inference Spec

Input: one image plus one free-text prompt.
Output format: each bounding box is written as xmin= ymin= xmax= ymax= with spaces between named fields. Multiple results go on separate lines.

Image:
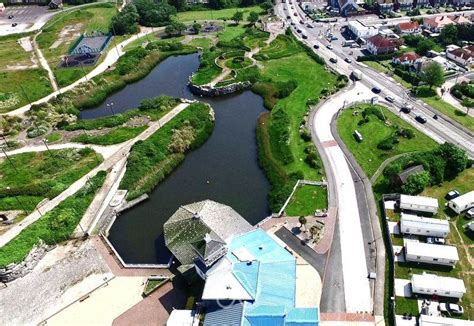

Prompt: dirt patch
xmin=50 ymin=23 xmax=83 ymax=50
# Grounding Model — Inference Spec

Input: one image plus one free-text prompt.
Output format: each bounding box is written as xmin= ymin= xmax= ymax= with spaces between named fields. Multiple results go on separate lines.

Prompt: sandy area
xmin=50 ymin=23 xmax=82 ymax=49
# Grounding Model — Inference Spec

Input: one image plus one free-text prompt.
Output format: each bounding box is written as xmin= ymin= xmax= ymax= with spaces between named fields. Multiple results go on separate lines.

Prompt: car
xmin=294 ymin=13 xmax=297 ymax=16
xmin=372 ymin=87 xmax=381 ymax=94
xmin=401 ymin=104 xmax=412 ymax=113
xmin=287 ymin=15 xmax=291 ymax=19
xmin=8 ymin=15 xmax=14 ymax=19
xmin=439 ymin=303 xmax=464 ymax=316
xmin=313 ymin=44 xmax=319 ymax=49
xmin=433 ymin=114 xmax=438 ymax=120
xmin=330 ymin=58 xmax=338 ymax=63
xmin=427 ymin=237 xmax=445 ymax=245
xmin=466 ymin=207 xmax=474 ymax=219
xmin=385 ymin=96 xmax=395 ymax=103
xmin=307 ymin=24 xmax=313 ymax=28
xmin=11 ymin=23 xmax=17 ymax=27
xmin=302 ymin=34 xmax=308 ymax=39
xmin=326 ymin=44 xmax=333 ymax=49
xmin=291 ymin=22 xmax=295 ymax=25
xmin=297 ymin=29 xmax=302 ymax=33
xmin=331 ymin=36 xmax=338 ymax=41
xmin=300 ymin=20 xmax=304 ymax=24
xmin=445 ymin=190 xmax=460 ymax=200
xmin=415 ymin=115 xmax=427 ymax=124
xmin=344 ymin=58 xmax=352 ymax=63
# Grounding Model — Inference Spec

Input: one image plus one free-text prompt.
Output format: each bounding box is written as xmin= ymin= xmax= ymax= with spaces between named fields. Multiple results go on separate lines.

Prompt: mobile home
xmin=405 ymin=241 xmax=458 ymax=267
xmin=419 ymin=315 xmax=474 ymax=326
xmin=411 ymin=273 xmax=466 ymax=299
xmin=400 ymin=213 xmax=449 ymax=238
xmin=399 ymin=194 xmax=438 ymax=215
xmin=448 ymin=190 xmax=474 ymax=214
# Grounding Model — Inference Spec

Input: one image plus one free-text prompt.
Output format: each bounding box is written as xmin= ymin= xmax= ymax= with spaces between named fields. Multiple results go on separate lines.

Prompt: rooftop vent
xmin=258 ymin=246 xmax=263 ymax=250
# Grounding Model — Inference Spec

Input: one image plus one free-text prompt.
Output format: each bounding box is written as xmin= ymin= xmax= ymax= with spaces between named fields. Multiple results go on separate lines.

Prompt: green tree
xmin=260 ymin=0 xmax=273 ymax=10
xmin=133 ymin=0 xmax=177 ymax=27
xmin=402 ymin=171 xmax=431 ymax=195
xmin=192 ymin=23 xmax=202 ymax=34
xmin=232 ymin=11 xmax=243 ymax=25
xmin=169 ymin=0 xmax=187 ymax=11
xmin=111 ymin=3 xmax=140 ymax=35
xmin=439 ymin=24 xmax=458 ymax=45
xmin=421 ymin=62 xmax=444 ymax=89
xmin=248 ymin=11 xmax=259 ymax=25
xmin=165 ymin=20 xmax=187 ymax=36
xmin=436 ymin=143 xmax=468 ymax=179
xmin=298 ymin=216 xmax=307 ymax=232
xmin=415 ymin=38 xmax=436 ymax=56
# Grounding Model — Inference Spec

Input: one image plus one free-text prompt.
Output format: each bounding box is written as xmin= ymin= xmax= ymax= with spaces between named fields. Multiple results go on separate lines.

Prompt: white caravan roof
xmin=400 ymin=194 xmax=439 ymax=209
xmin=411 ymin=273 xmax=466 ymax=294
xmin=405 ymin=241 xmax=458 ymax=261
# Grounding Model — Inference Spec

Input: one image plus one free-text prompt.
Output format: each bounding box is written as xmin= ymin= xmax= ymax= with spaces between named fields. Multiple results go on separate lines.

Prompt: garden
xmin=285 ymin=184 xmax=328 ymax=217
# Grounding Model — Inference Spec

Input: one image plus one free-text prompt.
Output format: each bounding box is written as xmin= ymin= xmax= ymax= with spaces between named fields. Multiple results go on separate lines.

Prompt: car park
xmin=330 ymin=58 xmax=338 ymax=63
xmin=385 ymin=96 xmax=394 ymax=103
xmin=372 ymin=87 xmax=381 ymax=94
xmin=344 ymin=58 xmax=352 ymax=63
xmin=427 ymin=237 xmax=445 ymax=245
xmin=313 ymin=44 xmax=319 ymax=49
xmin=439 ymin=303 xmax=464 ymax=316
xmin=415 ymin=115 xmax=427 ymax=124
xmin=445 ymin=190 xmax=460 ymax=200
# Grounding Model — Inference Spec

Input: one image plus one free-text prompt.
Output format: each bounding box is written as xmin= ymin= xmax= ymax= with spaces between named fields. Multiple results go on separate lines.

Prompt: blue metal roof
xmin=232 ymin=261 xmax=259 ymax=299
xmin=286 ymin=308 xmax=320 ymax=326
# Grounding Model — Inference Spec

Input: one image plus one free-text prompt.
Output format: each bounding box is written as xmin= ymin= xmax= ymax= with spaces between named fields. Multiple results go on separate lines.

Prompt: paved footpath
xmin=0 ymin=102 xmax=191 ymax=248
xmin=311 ymin=82 xmax=374 ymax=313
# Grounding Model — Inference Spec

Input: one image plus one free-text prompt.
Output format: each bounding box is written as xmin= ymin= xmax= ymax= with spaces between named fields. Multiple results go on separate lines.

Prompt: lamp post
xmin=6 ymin=186 xmax=27 ymax=215
xmin=107 ymin=102 xmax=115 ymax=115
xmin=42 ymin=138 xmax=53 ymax=158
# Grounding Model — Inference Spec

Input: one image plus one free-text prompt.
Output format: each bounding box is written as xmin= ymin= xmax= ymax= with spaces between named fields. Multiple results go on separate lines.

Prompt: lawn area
xmin=416 ymin=86 xmax=474 ymax=132
xmin=0 ymin=170 xmax=106 ymax=268
xmin=395 ymin=296 xmax=419 ymax=316
xmin=285 ymin=184 xmax=328 ymax=216
xmin=336 ymin=104 xmax=438 ymax=177
xmin=71 ymin=126 xmax=147 ymax=145
xmin=0 ymin=148 xmax=101 ymax=212
xmin=37 ymin=3 xmax=117 ymax=87
xmin=253 ymin=34 xmax=301 ymax=61
xmin=176 ymin=6 xmax=263 ymax=22
xmin=189 ymin=37 xmax=213 ymax=48
xmin=45 ymin=132 xmax=62 ymax=143
xmin=143 ymin=278 xmax=168 ymax=295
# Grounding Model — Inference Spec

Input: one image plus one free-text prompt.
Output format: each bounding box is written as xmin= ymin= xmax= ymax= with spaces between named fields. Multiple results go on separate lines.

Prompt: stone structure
xmin=188 ymin=81 xmax=252 ymax=97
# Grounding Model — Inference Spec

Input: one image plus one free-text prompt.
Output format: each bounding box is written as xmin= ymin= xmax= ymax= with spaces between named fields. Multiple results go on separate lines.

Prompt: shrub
xmin=139 ymin=95 xmax=179 ymax=111
xmin=377 ymin=134 xmax=399 ymax=151
xmin=275 ymin=80 xmax=298 ymax=99
xmin=402 ymin=171 xmax=431 ymax=195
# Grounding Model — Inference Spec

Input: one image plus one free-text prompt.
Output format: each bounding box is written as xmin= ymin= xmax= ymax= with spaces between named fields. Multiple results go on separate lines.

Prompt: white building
xmin=419 ymin=314 xmax=474 ymax=326
xmin=400 ymin=213 xmax=450 ymax=238
xmin=399 ymin=194 xmax=438 ymax=215
xmin=405 ymin=241 xmax=459 ymax=267
xmin=448 ymin=190 xmax=474 ymax=214
xmin=347 ymin=20 xmax=379 ymax=40
xmin=411 ymin=273 xmax=466 ymax=299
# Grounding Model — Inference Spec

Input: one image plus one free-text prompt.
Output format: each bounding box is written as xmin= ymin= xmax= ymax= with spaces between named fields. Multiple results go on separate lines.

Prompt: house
xmin=399 ymin=194 xmax=438 ymax=214
xmin=400 ymin=213 xmax=450 ymax=237
xmin=392 ymin=52 xmax=423 ymax=71
xmin=395 ymin=21 xmax=421 ymax=35
xmin=446 ymin=47 xmax=474 ymax=67
xmin=163 ymin=200 xmax=253 ymax=268
xmin=431 ymin=0 xmax=448 ymax=6
xmin=199 ymin=228 xmax=320 ymax=326
xmin=367 ymin=34 xmax=401 ymax=55
xmin=348 ymin=20 xmax=379 ymax=40
xmin=450 ymin=0 xmax=470 ymax=7
xmin=393 ymin=164 xmax=425 ymax=185
xmin=411 ymin=273 xmax=466 ymax=299
xmin=397 ymin=0 xmax=414 ymax=11
xmin=452 ymin=15 xmax=470 ymax=24
xmin=419 ymin=315 xmax=474 ymax=326
xmin=377 ymin=0 xmax=394 ymax=13
xmin=404 ymin=241 xmax=459 ymax=267
xmin=423 ymin=16 xmax=454 ymax=33
xmin=337 ymin=0 xmax=363 ymax=17
xmin=414 ymin=0 xmax=429 ymax=7
xmin=448 ymin=190 xmax=474 ymax=214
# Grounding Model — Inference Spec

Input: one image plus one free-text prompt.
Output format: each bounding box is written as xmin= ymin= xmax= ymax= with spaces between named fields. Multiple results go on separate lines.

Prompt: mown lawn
xmin=285 ymin=185 xmax=328 ymax=216
xmin=395 ymin=296 xmax=419 ymax=316
xmin=337 ymin=104 xmax=438 ymax=177
xmin=176 ymin=6 xmax=263 ymax=22
xmin=71 ymin=126 xmax=147 ymax=145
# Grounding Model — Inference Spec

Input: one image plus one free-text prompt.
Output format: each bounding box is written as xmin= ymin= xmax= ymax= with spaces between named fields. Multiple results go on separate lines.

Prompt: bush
xmin=26 ymin=124 xmax=49 ymax=138
xmin=377 ymin=134 xmax=399 ymax=151
xmin=275 ymin=80 xmax=298 ymax=99
xmin=402 ymin=171 xmax=431 ymax=195
xmin=268 ymin=107 xmax=293 ymax=165
xmin=117 ymin=47 xmax=148 ymax=75
xmin=139 ymin=95 xmax=179 ymax=112
xmin=397 ymin=127 xmax=415 ymax=139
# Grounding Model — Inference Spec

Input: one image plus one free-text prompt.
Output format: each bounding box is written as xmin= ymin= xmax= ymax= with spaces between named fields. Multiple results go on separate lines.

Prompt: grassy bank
xmin=336 ymin=104 xmax=438 ymax=177
xmin=176 ymin=6 xmax=263 ymax=22
xmin=285 ymin=184 xmax=328 ymax=216
xmin=0 ymin=148 xmax=102 ymax=212
xmin=0 ymin=171 xmax=107 ymax=268
xmin=120 ymin=102 xmax=214 ymax=199
xmin=72 ymin=126 xmax=147 ymax=145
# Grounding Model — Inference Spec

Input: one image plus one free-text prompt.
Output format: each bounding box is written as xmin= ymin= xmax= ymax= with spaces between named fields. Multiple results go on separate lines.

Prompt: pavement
xmin=33 ymin=30 xmax=59 ymax=92
xmin=438 ymin=78 xmax=474 ymax=117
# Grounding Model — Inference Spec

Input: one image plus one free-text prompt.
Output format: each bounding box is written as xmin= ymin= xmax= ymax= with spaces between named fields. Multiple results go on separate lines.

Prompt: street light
xmin=107 ymin=102 xmax=115 ymax=115
xmin=42 ymin=138 xmax=54 ymax=158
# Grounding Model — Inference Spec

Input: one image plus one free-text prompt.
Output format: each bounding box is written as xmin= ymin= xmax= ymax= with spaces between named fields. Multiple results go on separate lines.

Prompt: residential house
xmin=367 ymin=34 xmax=401 ymax=55
xmin=399 ymin=194 xmax=438 ymax=215
xmin=395 ymin=21 xmax=421 ymax=35
xmin=450 ymin=0 xmax=470 ymax=7
xmin=452 ymin=14 xmax=471 ymax=25
xmin=423 ymin=16 xmax=454 ymax=33
xmin=400 ymin=213 xmax=450 ymax=238
xmin=397 ymin=0 xmax=414 ymax=11
xmin=348 ymin=20 xmax=379 ymax=40
xmin=448 ymin=190 xmax=474 ymax=214
xmin=377 ymin=0 xmax=394 ymax=13
xmin=414 ymin=0 xmax=430 ymax=7
xmin=446 ymin=47 xmax=474 ymax=67
xmin=411 ymin=273 xmax=466 ymax=299
xmin=393 ymin=164 xmax=425 ymax=184
xmin=337 ymin=0 xmax=363 ymax=17
xmin=404 ymin=241 xmax=459 ymax=267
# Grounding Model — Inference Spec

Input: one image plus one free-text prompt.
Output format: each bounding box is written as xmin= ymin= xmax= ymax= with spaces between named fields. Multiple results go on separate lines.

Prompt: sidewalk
xmin=438 ymin=79 xmax=474 ymax=117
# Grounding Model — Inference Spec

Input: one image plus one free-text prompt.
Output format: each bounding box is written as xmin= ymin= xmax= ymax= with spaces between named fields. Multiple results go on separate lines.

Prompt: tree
xmin=416 ymin=38 xmax=436 ymax=56
xmin=165 ymin=20 xmax=187 ymax=36
xmin=260 ymin=0 xmax=273 ymax=10
xmin=421 ymin=62 xmax=444 ymax=89
xmin=111 ymin=3 xmax=139 ymax=35
xmin=298 ymin=216 xmax=307 ymax=232
xmin=439 ymin=24 xmax=458 ymax=45
xmin=309 ymin=225 xmax=319 ymax=239
xmin=247 ymin=11 xmax=259 ymax=25
xmin=232 ymin=11 xmax=243 ymax=25
xmin=436 ymin=143 xmax=468 ymax=179
xmin=402 ymin=171 xmax=431 ymax=195
xmin=169 ymin=0 xmax=187 ymax=11
xmin=192 ymin=23 xmax=202 ymax=34
xmin=133 ymin=0 xmax=177 ymax=27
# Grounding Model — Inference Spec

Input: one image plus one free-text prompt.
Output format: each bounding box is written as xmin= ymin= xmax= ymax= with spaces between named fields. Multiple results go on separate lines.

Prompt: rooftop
xmin=405 ymin=241 xmax=459 ymax=261
xmin=397 ymin=21 xmax=419 ymax=31
xmin=400 ymin=194 xmax=438 ymax=208
xmin=367 ymin=34 xmax=400 ymax=49
xmin=411 ymin=273 xmax=466 ymax=294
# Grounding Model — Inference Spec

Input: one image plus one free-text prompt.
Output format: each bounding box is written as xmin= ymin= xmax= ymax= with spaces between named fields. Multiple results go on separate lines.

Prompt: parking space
xmin=0 ymin=5 xmax=54 ymax=35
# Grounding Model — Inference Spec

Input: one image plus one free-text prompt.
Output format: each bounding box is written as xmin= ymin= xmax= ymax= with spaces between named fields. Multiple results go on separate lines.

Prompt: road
xmin=278 ymin=2 xmax=474 ymax=158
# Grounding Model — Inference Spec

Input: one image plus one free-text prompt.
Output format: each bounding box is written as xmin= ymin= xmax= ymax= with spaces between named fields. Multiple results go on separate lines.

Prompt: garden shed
xmin=400 ymin=213 xmax=449 ymax=238
xmin=405 ymin=241 xmax=458 ymax=267
xmin=411 ymin=273 xmax=466 ymax=299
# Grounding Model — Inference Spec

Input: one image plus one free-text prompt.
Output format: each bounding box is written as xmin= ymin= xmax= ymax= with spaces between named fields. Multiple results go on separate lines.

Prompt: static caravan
xmin=419 ymin=315 xmax=474 ymax=326
xmin=400 ymin=213 xmax=450 ymax=238
xmin=399 ymin=194 xmax=438 ymax=215
xmin=411 ymin=273 xmax=466 ymax=299
xmin=448 ymin=190 xmax=474 ymax=214
xmin=405 ymin=241 xmax=459 ymax=267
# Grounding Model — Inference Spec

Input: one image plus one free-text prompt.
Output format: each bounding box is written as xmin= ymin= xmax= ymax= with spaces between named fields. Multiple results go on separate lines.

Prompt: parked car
xmin=293 ymin=12 xmax=297 ymax=16
xmin=445 ymin=190 xmax=460 ymax=200
xmin=330 ymin=58 xmax=338 ymax=63
xmin=11 ymin=23 xmax=17 ymax=27
xmin=307 ymin=24 xmax=313 ymax=28
xmin=433 ymin=114 xmax=438 ymax=120
xmin=8 ymin=15 xmax=14 ymax=19
xmin=297 ymin=29 xmax=302 ymax=33
xmin=345 ymin=58 xmax=352 ymax=63
xmin=302 ymin=34 xmax=308 ymax=39
xmin=415 ymin=115 xmax=427 ymax=124
xmin=372 ymin=87 xmax=381 ymax=94
xmin=401 ymin=104 xmax=412 ymax=113
xmin=439 ymin=303 xmax=464 ymax=316
xmin=287 ymin=15 xmax=291 ymax=19
xmin=313 ymin=44 xmax=319 ymax=49
xmin=326 ymin=44 xmax=333 ymax=49
xmin=466 ymin=208 xmax=474 ymax=219
xmin=385 ymin=96 xmax=395 ymax=103
xmin=331 ymin=36 xmax=338 ymax=41
xmin=427 ymin=237 xmax=445 ymax=245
